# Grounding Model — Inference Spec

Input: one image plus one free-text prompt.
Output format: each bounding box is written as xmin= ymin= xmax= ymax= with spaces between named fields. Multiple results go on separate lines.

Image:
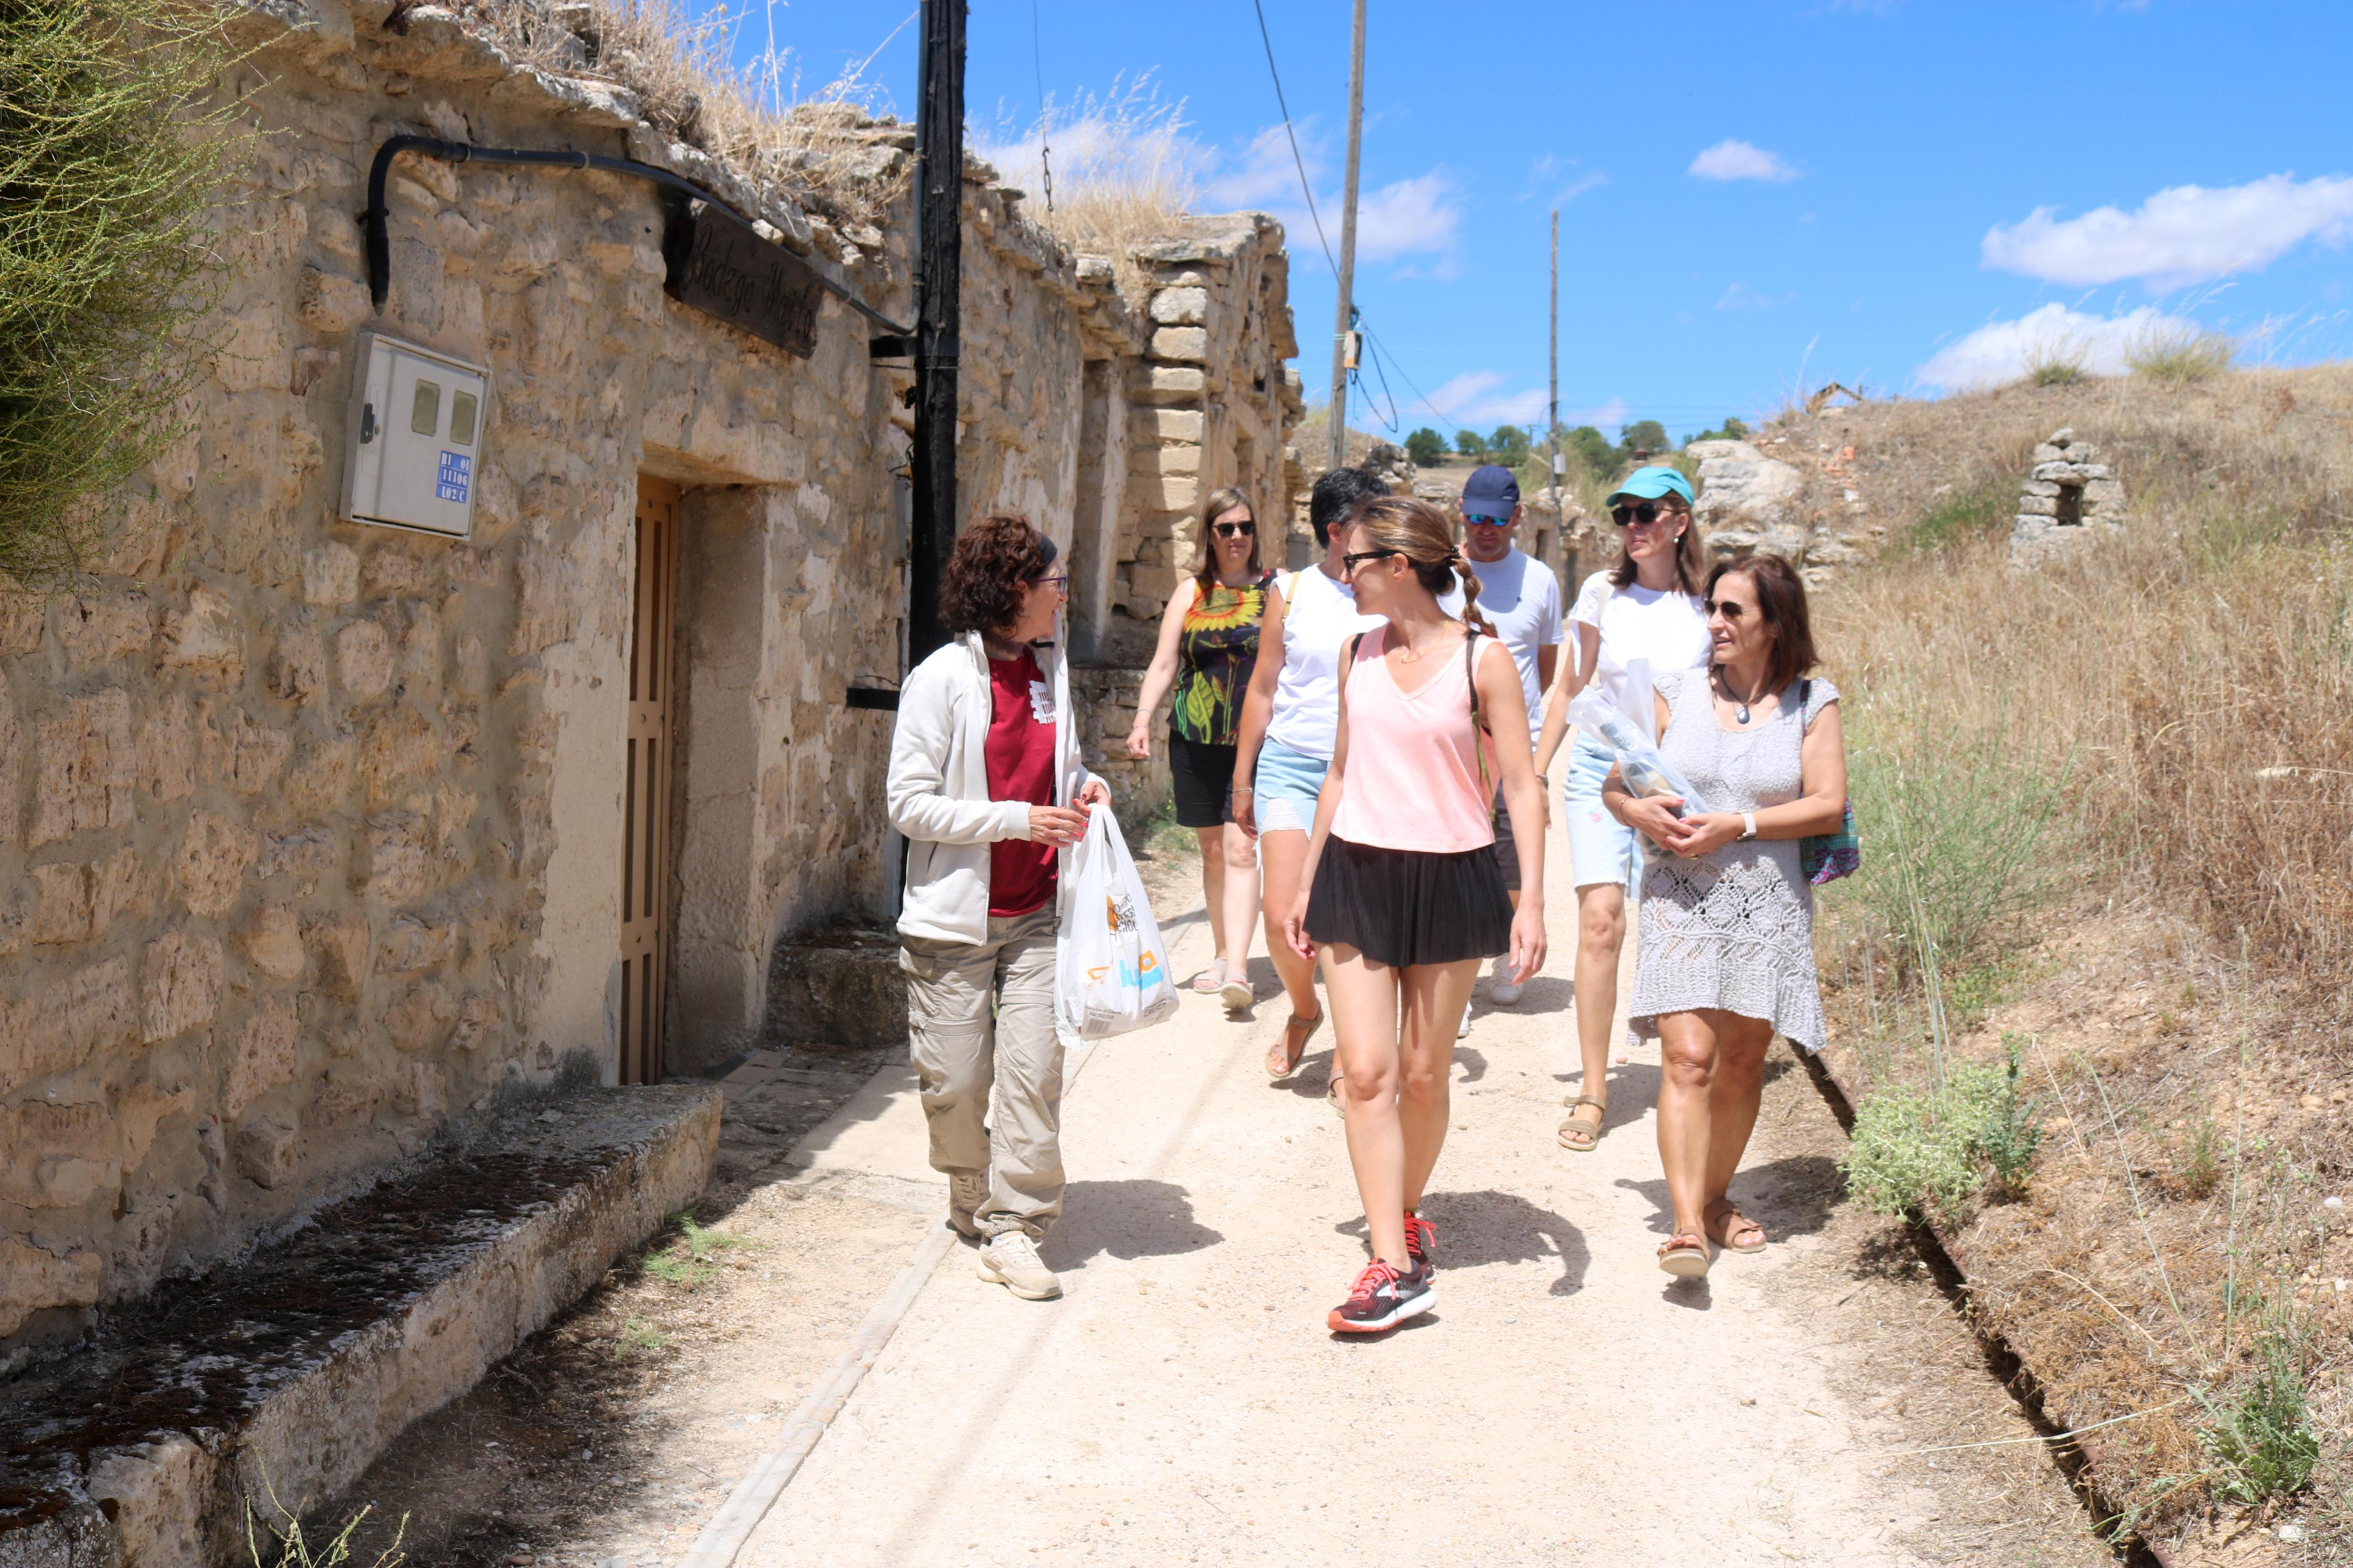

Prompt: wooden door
xmin=620 ymin=475 xmax=680 ymax=1085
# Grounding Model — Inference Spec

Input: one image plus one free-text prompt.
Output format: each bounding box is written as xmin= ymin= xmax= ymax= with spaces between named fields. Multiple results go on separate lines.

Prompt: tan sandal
xmin=1266 ymin=1006 xmax=1323 ymax=1080
xmin=1705 ymin=1199 xmax=1767 ymax=1254
xmin=1191 ymin=960 xmax=1228 ymax=995
xmin=1326 ymin=1069 xmax=1346 ymax=1119
xmin=1557 ymin=1096 xmax=1607 ymax=1151
xmin=1658 ymin=1232 xmax=1712 ymax=1278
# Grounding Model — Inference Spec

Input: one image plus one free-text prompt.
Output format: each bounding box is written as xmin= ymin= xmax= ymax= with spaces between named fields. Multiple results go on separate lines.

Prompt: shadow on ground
xmin=1042 ymin=1179 xmax=1224 ymax=1270
xmin=1335 ymin=1189 xmax=1589 ymax=1296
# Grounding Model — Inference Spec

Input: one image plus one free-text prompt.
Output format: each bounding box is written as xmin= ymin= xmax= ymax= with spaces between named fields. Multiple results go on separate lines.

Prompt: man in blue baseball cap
xmin=1456 ymin=463 xmax=1564 ymax=1014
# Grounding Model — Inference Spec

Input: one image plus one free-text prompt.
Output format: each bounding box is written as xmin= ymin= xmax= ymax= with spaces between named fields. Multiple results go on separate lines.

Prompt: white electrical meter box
xmin=339 ymin=331 xmax=491 ymax=538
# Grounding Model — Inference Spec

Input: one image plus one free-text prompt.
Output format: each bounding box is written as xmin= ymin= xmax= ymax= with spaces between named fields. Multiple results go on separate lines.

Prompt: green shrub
xmin=243 ymin=1473 xmax=406 ymax=1568
xmin=1889 ymin=483 xmax=2011 ymax=557
xmin=1841 ymin=1039 xmax=2041 ymax=1215
xmin=2198 ymin=1324 xmax=2319 ymax=1505
xmin=1846 ymin=714 xmax=2068 ymax=982
xmin=1404 ymin=427 xmax=1446 ymax=465
xmin=1 ymin=0 xmax=246 ymax=583
xmin=2174 ymin=1119 xmax=2224 ymax=1200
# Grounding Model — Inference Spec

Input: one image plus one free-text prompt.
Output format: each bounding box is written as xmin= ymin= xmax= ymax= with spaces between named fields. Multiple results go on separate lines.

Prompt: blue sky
xmin=705 ymin=1 xmax=2353 ymax=441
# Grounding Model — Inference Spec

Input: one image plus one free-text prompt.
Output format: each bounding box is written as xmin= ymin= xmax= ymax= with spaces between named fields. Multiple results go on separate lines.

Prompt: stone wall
xmin=0 ymin=0 xmax=1292 ymax=1354
xmin=2009 ymin=426 xmax=2125 ymax=566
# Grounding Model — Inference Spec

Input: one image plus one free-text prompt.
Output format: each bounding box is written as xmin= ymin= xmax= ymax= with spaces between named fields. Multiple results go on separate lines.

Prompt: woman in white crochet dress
xmin=1603 ymin=553 xmax=1848 ymax=1279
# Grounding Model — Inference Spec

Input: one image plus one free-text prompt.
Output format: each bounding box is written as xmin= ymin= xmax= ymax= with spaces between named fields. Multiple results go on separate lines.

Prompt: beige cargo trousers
xmin=900 ymin=902 xmax=1065 ymax=1239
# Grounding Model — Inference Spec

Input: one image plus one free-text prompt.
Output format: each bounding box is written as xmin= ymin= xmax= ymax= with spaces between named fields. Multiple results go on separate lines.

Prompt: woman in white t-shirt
xmin=1533 ymin=467 xmax=1712 ymax=1154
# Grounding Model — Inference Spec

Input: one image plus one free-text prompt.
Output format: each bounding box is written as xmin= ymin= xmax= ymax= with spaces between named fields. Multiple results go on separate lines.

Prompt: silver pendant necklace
xmin=1722 ymin=670 xmax=1765 ymax=724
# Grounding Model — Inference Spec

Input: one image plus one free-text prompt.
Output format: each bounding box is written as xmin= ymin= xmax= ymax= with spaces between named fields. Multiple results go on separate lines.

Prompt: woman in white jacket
xmin=886 ymin=515 xmax=1110 ymax=1303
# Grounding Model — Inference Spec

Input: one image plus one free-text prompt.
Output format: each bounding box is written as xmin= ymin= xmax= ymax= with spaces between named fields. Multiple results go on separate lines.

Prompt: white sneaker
xmin=1457 ymin=1005 xmax=1474 ymax=1039
xmin=977 ymin=1231 xmax=1062 ymax=1299
xmin=947 ymin=1171 xmax=989 ymax=1239
xmin=1486 ymin=957 xmax=1524 ymax=1007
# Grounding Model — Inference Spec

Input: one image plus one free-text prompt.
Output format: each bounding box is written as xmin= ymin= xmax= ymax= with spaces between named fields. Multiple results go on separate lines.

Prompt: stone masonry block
xmin=0 ymin=958 xmax=136 ymax=1097
xmin=236 ymin=903 xmax=307 ymax=983
xmin=1141 ymin=365 xmax=1205 ymax=400
xmin=31 ymin=688 xmax=135 ymax=848
xmin=1149 ymin=286 xmax=1208 ymax=325
xmin=0 ymin=1100 xmax=119 ymax=1210
xmin=174 ymin=810 xmax=258 ymax=919
xmin=1149 ymin=326 xmax=1209 ymax=364
xmin=301 ymin=543 xmax=360 ymax=607
xmin=141 ymin=928 xmax=223 ymax=1044
xmin=1131 ymin=408 xmax=1204 ymax=443
xmin=307 ymin=913 xmax=372 ymax=1001
xmin=1137 ymin=443 xmax=1202 ymax=476
xmin=223 ymin=997 xmax=299 ymax=1116
xmin=1127 ymin=472 xmax=1199 ymax=513
xmin=225 ymin=709 xmax=293 ymax=797
xmin=157 ymin=585 xmax=245 ymax=687
xmin=57 ymin=592 xmax=154 ymax=667
xmin=297 ymin=266 xmax=372 ymax=335
xmin=2017 ymin=495 xmax=2059 ymax=517
xmin=138 ymin=696 xmax=195 ymax=802
xmin=0 ymin=1236 xmax=102 ymax=1339
xmin=231 ymin=1111 xmax=299 ymax=1189
xmin=377 ymin=916 xmax=457 ymax=973
xmin=336 ymin=620 xmax=395 ymax=699
xmin=269 ymin=621 xmax=326 ymax=705
xmin=367 ymin=813 xmax=431 ymax=903
xmin=382 ymin=980 xmax=455 ymax=1054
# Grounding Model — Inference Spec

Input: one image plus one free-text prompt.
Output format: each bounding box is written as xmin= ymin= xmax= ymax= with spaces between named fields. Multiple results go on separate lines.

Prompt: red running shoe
xmin=1403 ymin=1211 xmax=1436 ymax=1267
xmin=1327 ymin=1257 xmax=1435 ymax=1333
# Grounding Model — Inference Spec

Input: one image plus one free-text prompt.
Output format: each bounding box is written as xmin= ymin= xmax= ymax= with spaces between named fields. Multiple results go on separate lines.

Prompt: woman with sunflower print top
xmin=1128 ymin=485 xmax=1276 ymax=1012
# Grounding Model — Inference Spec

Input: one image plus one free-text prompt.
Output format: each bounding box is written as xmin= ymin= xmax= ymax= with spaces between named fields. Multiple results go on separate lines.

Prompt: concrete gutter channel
xmin=1797 ymin=1050 xmax=2174 ymax=1568
xmin=0 ymin=1084 xmax=721 ymax=1568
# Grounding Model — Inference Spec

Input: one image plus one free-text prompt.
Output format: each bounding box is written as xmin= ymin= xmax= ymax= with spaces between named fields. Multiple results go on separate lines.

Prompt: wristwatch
xmin=1739 ymin=812 xmax=1758 ymax=841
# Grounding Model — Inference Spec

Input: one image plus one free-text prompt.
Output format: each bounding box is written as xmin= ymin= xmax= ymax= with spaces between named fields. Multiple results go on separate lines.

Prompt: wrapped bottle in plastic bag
xmin=1055 ymin=808 xmax=1180 ymax=1039
xmin=1565 ymin=688 xmax=1715 ymax=859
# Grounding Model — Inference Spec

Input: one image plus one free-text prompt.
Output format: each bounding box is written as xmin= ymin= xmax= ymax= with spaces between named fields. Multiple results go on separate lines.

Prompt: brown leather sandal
xmin=1658 ymin=1232 xmax=1712 ymax=1278
xmin=1557 ymin=1096 xmax=1607 ymax=1151
xmin=1705 ymin=1199 xmax=1767 ymax=1254
xmin=1266 ymin=1006 xmax=1323 ymax=1080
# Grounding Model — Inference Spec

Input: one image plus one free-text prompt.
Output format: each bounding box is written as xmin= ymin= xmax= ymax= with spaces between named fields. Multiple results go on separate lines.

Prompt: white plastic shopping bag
xmin=1056 ymin=807 xmax=1179 ymax=1039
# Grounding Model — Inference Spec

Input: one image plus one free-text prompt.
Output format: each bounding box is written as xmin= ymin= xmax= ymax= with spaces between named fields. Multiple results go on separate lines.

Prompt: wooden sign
xmin=662 ymin=201 xmax=822 ymax=358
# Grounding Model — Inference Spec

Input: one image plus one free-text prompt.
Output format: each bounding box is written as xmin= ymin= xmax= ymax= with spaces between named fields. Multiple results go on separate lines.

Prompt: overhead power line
xmin=1248 ymin=0 xmax=1336 ymax=279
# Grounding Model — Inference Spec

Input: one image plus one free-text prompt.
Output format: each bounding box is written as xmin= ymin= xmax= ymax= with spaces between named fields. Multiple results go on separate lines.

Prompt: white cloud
xmin=1982 ymin=174 xmax=2353 ymax=288
xmin=1554 ymin=172 xmax=1607 ymax=205
xmin=1912 ymin=303 xmax=2207 ymax=392
xmin=1194 ymin=125 xmax=1459 ymax=268
xmin=1688 ymin=139 xmax=1798 ymax=183
xmin=1355 ymin=172 xmax=1463 ymax=262
xmin=1419 ymin=375 xmax=1627 ymax=433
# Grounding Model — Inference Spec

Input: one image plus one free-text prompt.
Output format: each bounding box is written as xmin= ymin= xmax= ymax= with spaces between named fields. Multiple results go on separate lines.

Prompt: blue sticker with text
xmin=436 ymin=450 xmax=471 ymax=504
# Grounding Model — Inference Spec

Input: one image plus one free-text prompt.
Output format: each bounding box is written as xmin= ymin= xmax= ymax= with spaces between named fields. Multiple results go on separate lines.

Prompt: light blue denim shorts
xmin=1251 ymin=737 xmax=1328 ymax=834
xmin=1563 ymin=734 xmax=1641 ymax=894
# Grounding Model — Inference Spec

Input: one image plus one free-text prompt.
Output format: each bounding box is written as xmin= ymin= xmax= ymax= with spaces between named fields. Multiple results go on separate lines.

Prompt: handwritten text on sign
xmin=661 ymin=202 xmax=823 ymax=359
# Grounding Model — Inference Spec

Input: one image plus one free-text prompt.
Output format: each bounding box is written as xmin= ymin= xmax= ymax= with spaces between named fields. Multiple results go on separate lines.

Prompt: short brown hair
xmin=1706 ymin=553 xmax=1818 ymax=694
xmin=940 ymin=515 xmax=1054 ymax=635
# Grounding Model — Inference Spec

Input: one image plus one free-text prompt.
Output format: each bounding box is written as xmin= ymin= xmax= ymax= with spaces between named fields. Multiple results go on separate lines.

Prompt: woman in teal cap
xmin=1533 ymin=467 xmax=1711 ymax=1153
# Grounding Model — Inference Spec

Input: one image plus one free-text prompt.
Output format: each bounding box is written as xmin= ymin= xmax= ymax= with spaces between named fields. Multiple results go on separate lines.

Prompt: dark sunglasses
xmin=1339 ymin=548 xmax=1400 ymax=574
xmin=1611 ymin=502 xmax=1680 ymax=528
xmin=1463 ymin=512 xmax=1513 ymax=527
xmin=1702 ymin=597 xmax=1752 ymax=620
xmin=1212 ymin=521 xmax=1257 ymax=538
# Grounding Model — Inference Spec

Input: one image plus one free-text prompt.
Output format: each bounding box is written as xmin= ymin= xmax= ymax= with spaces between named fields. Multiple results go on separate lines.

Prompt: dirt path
xmin=713 ymin=824 xmax=2116 ymax=1567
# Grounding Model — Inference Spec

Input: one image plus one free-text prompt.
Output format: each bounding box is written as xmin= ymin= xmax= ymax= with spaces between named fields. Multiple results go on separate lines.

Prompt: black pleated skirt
xmin=1304 ymin=835 xmax=1514 ymax=969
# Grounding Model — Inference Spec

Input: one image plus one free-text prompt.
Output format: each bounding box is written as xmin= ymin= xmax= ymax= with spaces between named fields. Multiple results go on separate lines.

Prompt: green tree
xmin=1687 ymin=416 xmax=1750 ymax=443
xmin=1454 ymin=428 xmax=1490 ymax=459
xmin=1404 ymin=426 xmax=1447 ymax=465
xmin=1488 ymin=424 xmax=1531 ymax=465
xmin=1563 ymin=425 xmax=1616 ymax=481
xmin=1618 ymin=419 xmax=1669 ymax=460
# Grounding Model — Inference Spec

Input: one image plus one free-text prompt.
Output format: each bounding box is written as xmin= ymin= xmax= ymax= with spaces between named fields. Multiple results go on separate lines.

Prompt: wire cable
xmin=1249 ymin=0 xmax=1336 ymax=278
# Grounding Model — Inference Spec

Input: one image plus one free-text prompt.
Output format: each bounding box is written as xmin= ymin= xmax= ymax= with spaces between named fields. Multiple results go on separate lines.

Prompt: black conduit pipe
xmin=361 ymin=134 xmax=913 ymax=335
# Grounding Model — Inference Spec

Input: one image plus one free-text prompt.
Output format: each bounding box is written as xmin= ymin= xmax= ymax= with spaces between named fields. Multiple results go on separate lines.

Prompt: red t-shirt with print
xmin=985 ymin=649 xmax=1057 ymax=917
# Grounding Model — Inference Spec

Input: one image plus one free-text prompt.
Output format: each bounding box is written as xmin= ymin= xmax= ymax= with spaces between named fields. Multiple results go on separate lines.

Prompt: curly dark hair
xmin=939 ymin=514 xmax=1056 ymax=635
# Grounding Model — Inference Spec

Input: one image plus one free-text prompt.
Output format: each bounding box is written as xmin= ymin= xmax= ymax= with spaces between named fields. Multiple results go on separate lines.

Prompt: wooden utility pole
xmin=908 ymin=0 xmax=966 ymax=663
xmin=1548 ymin=208 xmax=1560 ymax=515
xmin=1325 ymin=0 xmax=1365 ymax=474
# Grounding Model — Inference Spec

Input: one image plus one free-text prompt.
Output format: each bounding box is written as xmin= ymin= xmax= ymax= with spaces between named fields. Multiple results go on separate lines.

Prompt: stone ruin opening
xmin=2053 ymin=482 xmax=2084 ymax=528
xmin=2010 ymin=426 xmax=2124 ymax=564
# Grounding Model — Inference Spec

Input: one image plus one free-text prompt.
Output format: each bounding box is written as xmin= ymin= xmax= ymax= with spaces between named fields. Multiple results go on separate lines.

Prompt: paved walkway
xmin=734 ymin=821 xmax=1955 ymax=1566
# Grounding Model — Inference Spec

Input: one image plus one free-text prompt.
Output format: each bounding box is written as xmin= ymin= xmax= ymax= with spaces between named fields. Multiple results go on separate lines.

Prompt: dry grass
xmin=450 ymin=0 xmax=913 ymax=225
xmin=2127 ymin=325 xmax=2240 ymax=385
xmin=974 ymin=77 xmax=1202 ymax=296
xmin=1800 ymin=364 xmax=2353 ymax=1549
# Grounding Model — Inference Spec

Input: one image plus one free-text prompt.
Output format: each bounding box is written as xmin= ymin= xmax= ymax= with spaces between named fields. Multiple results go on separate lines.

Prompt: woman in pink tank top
xmin=1283 ymin=496 xmax=1549 ymax=1333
